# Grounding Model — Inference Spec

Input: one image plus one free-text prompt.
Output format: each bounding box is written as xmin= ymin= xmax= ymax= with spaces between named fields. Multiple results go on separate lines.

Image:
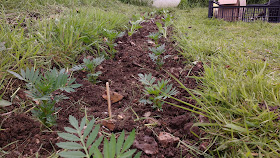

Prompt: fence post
xmin=208 ymin=0 xmax=214 ymax=18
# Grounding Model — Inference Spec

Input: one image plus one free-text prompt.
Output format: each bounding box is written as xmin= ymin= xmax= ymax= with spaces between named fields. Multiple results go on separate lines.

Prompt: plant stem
xmin=79 ymin=131 xmax=90 ymax=158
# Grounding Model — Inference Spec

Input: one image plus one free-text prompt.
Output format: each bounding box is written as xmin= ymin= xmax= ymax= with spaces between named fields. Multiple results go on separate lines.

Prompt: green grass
xmin=0 ymin=0 xmax=152 ymax=83
xmin=173 ymin=7 xmax=280 ymax=157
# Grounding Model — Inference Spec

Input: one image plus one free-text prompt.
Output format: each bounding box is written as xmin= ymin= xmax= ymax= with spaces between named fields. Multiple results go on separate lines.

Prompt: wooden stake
xmin=106 ymin=82 xmax=112 ymax=119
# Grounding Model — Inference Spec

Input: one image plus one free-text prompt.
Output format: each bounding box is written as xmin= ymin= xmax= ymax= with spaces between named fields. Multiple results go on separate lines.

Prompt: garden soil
xmin=0 ymin=16 xmax=206 ymax=158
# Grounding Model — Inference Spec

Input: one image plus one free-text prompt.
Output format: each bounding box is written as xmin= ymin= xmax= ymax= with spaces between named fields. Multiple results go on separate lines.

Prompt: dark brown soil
xmin=0 ymin=17 xmax=205 ymax=157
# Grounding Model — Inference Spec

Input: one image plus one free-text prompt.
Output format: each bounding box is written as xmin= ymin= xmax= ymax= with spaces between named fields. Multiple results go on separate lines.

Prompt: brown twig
xmin=106 ymin=82 xmax=112 ymax=119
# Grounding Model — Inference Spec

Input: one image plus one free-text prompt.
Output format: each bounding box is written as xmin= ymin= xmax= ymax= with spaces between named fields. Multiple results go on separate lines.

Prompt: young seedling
xmin=156 ymin=14 xmax=173 ymax=38
xmin=102 ymin=29 xmax=125 ymax=58
xmin=8 ymin=68 xmax=81 ymax=127
xmin=71 ymin=56 xmax=105 ymax=84
xmin=128 ymin=15 xmax=144 ymax=36
xmin=138 ymin=73 xmax=178 ymax=110
xmin=56 ymin=115 xmax=141 ymax=158
xmin=148 ymin=44 xmax=170 ymax=69
xmin=147 ymin=32 xmax=162 ymax=45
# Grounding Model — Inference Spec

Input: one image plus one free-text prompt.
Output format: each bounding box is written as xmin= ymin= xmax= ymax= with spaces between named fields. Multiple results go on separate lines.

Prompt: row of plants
xmin=3 ymin=8 xmax=174 ymax=126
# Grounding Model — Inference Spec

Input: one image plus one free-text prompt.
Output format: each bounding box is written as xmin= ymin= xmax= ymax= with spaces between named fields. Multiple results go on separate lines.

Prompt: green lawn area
xmin=1 ymin=0 xmax=280 ymax=157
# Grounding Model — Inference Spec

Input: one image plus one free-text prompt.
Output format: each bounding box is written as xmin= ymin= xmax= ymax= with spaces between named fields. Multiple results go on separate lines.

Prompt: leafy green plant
xmin=128 ymin=15 xmax=144 ymax=36
xmin=71 ymin=56 xmax=105 ymax=84
xmin=101 ymin=29 xmax=125 ymax=58
xmin=56 ymin=115 xmax=141 ymax=158
xmin=156 ymin=14 xmax=173 ymax=38
xmin=147 ymin=32 xmax=162 ymax=45
xmin=138 ymin=73 xmax=178 ymax=110
xmin=8 ymin=68 xmax=81 ymax=127
xmin=148 ymin=44 xmax=170 ymax=69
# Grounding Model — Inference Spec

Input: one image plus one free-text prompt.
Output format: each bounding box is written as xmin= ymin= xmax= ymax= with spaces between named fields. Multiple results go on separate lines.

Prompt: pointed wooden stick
xmin=106 ymin=82 xmax=112 ymax=119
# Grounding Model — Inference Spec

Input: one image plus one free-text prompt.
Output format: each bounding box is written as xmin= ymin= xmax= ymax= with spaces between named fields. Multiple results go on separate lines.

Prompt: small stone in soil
xmin=157 ymin=132 xmax=180 ymax=147
xmin=143 ymin=111 xmax=151 ymax=117
xmin=134 ymin=136 xmax=158 ymax=155
xmin=101 ymin=119 xmax=116 ymax=131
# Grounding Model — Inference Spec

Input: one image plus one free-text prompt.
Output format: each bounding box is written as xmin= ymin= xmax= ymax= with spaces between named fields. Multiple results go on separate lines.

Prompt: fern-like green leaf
xmin=58 ymin=151 xmax=86 ymax=158
xmin=121 ymin=129 xmax=135 ymax=153
xmin=133 ymin=152 xmax=142 ymax=158
xmin=69 ymin=115 xmax=79 ymax=130
xmin=57 ymin=116 xmax=140 ymax=158
xmin=116 ymin=130 xmax=125 ymax=156
xmin=109 ymin=134 xmax=116 ymax=158
xmin=7 ymin=70 xmax=25 ymax=81
xmin=92 ymin=147 xmax=103 ymax=158
xmin=89 ymin=136 xmax=104 ymax=156
xmin=58 ymin=133 xmax=80 ymax=141
xmin=56 ymin=142 xmax=83 ymax=150
xmin=119 ymin=149 xmax=137 ymax=158
xmin=103 ymin=138 xmax=109 ymax=158
xmin=64 ymin=127 xmax=77 ymax=134
xmin=138 ymin=73 xmax=155 ymax=86
xmin=80 ymin=117 xmax=86 ymax=131
xmin=83 ymin=118 xmax=95 ymax=138
xmin=86 ymin=125 xmax=100 ymax=148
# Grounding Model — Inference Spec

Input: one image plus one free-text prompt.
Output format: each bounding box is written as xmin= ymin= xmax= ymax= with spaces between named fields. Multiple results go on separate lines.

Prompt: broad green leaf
xmin=89 ymin=136 xmax=104 ymax=156
xmin=86 ymin=125 xmax=100 ymax=148
xmin=20 ymin=69 xmax=26 ymax=79
xmin=156 ymin=22 xmax=163 ymax=29
xmin=64 ymin=127 xmax=78 ymax=134
xmin=7 ymin=70 xmax=25 ymax=81
xmin=133 ymin=152 xmax=142 ymax=158
xmin=121 ymin=129 xmax=135 ymax=153
xmin=0 ymin=99 xmax=12 ymax=107
xmin=103 ymin=138 xmax=109 ymax=158
xmin=224 ymin=123 xmax=248 ymax=133
xmin=71 ymin=84 xmax=82 ymax=89
xmin=92 ymin=147 xmax=103 ymax=158
xmin=58 ymin=133 xmax=80 ymax=141
xmin=69 ymin=115 xmax=79 ymax=129
xmin=116 ymin=131 xmax=125 ymax=156
xmin=56 ymin=142 xmax=83 ymax=149
xmin=58 ymin=151 xmax=86 ymax=158
xmin=83 ymin=118 xmax=95 ymax=138
xmin=80 ymin=117 xmax=86 ymax=131
xmin=109 ymin=134 xmax=116 ymax=158
xmin=119 ymin=149 xmax=136 ymax=158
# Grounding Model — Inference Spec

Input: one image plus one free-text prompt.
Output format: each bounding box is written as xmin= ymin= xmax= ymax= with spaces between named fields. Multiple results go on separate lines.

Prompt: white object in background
xmin=152 ymin=0 xmax=181 ymax=8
